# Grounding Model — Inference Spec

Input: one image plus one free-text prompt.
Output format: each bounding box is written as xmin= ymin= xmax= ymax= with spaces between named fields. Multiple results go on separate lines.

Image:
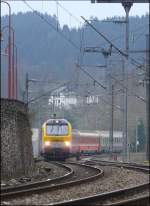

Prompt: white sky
xmin=1 ymin=1 xmax=149 ymax=28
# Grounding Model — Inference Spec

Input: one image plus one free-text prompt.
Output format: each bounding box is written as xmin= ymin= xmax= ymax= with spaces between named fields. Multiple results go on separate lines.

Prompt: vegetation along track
xmin=1 ymin=162 xmax=103 ymax=202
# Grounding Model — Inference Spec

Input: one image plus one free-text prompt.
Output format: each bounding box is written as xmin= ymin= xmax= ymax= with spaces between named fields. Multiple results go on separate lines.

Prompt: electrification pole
xmin=102 ymin=50 xmax=110 ymax=82
xmin=25 ymin=73 xmax=29 ymax=105
xmin=84 ymin=47 xmax=113 ymax=157
xmin=15 ymin=46 xmax=18 ymax=99
xmin=102 ymin=50 xmax=114 ymax=158
xmin=38 ymin=101 xmax=42 ymax=156
xmin=1 ymin=1 xmax=12 ymax=98
xmin=146 ymin=34 xmax=149 ymax=161
xmin=109 ymin=83 xmax=114 ymax=157
xmin=121 ymin=59 xmax=125 ymax=161
xmin=122 ymin=2 xmax=132 ymax=162
xmin=122 ymin=2 xmax=133 ymax=58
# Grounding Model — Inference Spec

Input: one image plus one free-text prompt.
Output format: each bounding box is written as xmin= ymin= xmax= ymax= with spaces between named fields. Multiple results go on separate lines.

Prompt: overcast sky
xmin=1 ymin=1 xmax=149 ymax=28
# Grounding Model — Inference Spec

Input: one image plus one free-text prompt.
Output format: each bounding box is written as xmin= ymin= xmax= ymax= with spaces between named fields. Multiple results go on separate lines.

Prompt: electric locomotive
xmin=41 ymin=118 xmax=72 ymax=159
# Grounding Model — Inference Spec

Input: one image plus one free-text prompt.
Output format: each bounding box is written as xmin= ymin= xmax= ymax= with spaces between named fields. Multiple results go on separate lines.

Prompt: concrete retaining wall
xmin=1 ymin=98 xmax=34 ymax=179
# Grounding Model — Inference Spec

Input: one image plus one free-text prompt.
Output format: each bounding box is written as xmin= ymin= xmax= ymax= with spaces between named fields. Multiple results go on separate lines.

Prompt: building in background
xmin=48 ymin=86 xmax=77 ymax=109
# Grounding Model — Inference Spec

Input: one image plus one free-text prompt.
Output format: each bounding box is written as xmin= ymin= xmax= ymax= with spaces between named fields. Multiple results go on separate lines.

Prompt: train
xmin=32 ymin=120 xmax=123 ymax=159
xmin=41 ymin=118 xmax=72 ymax=159
xmin=71 ymin=130 xmax=100 ymax=155
xmin=71 ymin=130 xmax=123 ymax=155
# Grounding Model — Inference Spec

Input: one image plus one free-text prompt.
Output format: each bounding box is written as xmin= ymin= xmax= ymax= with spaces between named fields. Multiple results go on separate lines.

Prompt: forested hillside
xmin=1 ymin=12 xmax=148 ymax=142
xmin=1 ymin=12 xmax=148 ymax=87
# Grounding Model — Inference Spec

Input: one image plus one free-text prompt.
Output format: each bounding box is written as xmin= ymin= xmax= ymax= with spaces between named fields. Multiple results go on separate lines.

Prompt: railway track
xmin=1 ymin=160 xmax=149 ymax=205
xmin=88 ymin=159 xmax=150 ymax=173
xmin=50 ymin=160 xmax=149 ymax=206
xmin=50 ymin=183 xmax=149 ymax=206
xmin=105 ymin=194 xmax=149 ymax=206
xmin=1 ymin=161 xmax=73 ymax=195
xmin=1 ymin=161 xmax=103 ymax=202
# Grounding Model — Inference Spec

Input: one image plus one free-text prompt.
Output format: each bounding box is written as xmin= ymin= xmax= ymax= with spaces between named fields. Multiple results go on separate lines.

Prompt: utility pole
xmin=121 ymin=59 xmax=125 ymax=161
xmin=122 ymin=2 xmax=133 ymax=58
xmin=15 ymin=46 xmax=18 ymax=99
xmin=25 ymin=73 xmax=29 ymax=105
xmin=109 ymin=83 xmax=114 ymax=157
xmin=102 ymin=49 xmax=111 ymax=82
xmin=101 ymin=49 xmax=114 ymax=158
xmin=135 ymin=116 xmax=139 ymax=153
xmin=38 ymin=101 xmax=42 ymax=156
xmin=146 ymin=34 xmax=149 ymax=161
xmin=84 ymin=47 xmax=114 ymax=157
xmin=122 ymin=2 xmax=132 ymax=162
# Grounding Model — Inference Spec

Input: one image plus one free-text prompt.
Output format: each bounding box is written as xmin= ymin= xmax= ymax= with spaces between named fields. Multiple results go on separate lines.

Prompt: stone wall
xmin=1 ymin=98 xmax=34 ymax=179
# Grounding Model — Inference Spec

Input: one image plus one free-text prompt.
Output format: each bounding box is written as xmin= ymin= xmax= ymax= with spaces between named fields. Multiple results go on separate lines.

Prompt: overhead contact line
xmin=23 ymin=1 xmax=80 ymax=51
xmin=76 ymin=63 xmax=107 ymax=90
xmin=81 ymin=16 xmax=147 ymax=70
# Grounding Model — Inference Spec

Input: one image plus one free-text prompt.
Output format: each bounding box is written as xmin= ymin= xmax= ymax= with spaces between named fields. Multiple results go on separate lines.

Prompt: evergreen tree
xmin=137 ymin=119 xmax=146 ymax=151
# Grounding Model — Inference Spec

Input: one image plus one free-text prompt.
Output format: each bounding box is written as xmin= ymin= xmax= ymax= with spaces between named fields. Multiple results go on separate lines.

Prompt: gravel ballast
xmin=2 ymin=165 xmax=149 ymax=205
xmin=1 ymin=161 xmax=69 ymax=187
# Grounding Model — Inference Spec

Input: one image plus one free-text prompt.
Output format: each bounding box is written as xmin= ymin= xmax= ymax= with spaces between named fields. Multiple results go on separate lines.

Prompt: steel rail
xmin=49 ymin=183 xmax=149 ymax=206
xmin=88 ymin=159 xmax=150 ymax=173
xmin=47 ymin=160 xmax=149 ymax=206
xmin=1 ymin=162 xmax=103 ymax=200
xmin=105 ymin=194 xmax=149 ymax=206
xmin=1 ymin=161 xmax=74 ymax=195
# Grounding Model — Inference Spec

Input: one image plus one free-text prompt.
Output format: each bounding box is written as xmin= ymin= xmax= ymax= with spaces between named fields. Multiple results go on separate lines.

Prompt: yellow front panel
xmin=42 ymin=120 xmax=72 ymax=143
xmin=43 ymin=135 xmax=71 ymax=142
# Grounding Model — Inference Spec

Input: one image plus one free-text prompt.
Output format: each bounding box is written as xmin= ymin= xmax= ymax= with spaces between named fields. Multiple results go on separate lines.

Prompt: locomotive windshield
xmin=46 ymin=124 xmax=69 ymax=136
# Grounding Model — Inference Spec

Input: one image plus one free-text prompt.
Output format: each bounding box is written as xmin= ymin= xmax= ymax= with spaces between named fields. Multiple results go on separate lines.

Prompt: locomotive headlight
xmin=45 ymin=141 xmax=51 ymax=146
xmin=65 ymin=141 xmax=71 ymax=147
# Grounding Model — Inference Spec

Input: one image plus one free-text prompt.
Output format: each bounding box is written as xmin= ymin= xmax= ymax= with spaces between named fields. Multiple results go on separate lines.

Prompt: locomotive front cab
xmin=42 ymin=119 xmax=72 ymax=159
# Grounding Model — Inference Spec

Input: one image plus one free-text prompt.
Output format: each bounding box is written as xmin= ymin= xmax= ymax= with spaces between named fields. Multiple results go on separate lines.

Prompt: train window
xmin=46 ymin=124 xmax=68 ymax=136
